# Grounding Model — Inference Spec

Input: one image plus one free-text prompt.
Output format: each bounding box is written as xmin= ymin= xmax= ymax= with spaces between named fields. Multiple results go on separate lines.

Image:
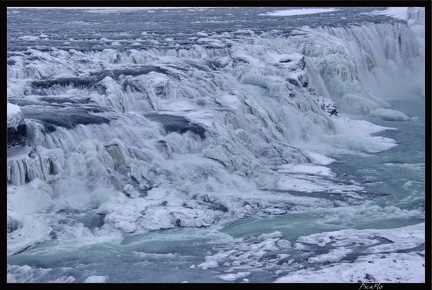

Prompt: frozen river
xmin=7 ymin=7 xmax=426 ymax=283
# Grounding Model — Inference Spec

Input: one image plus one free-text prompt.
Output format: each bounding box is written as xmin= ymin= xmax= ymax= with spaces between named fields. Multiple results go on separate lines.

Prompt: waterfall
xmin=6 ymin=8 xmax=424 ymax=254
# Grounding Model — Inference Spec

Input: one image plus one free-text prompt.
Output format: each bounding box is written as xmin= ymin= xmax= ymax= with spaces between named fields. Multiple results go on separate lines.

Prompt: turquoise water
xmin=7 ymin=99 xmax=425 ymax=282
xmin=223 ymin=99 xmax=425 ymax=240
xmin=7 ymin=7 xmax=425 ymax=283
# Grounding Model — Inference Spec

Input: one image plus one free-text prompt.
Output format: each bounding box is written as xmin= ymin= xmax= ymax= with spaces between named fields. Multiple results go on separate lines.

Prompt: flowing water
xmin=6 ymin=7 xmax=426 ymax=283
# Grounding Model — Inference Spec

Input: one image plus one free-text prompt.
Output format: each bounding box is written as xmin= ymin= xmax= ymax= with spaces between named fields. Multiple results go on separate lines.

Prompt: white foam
xmin=6 ymin=10 xmax=425 ymax=283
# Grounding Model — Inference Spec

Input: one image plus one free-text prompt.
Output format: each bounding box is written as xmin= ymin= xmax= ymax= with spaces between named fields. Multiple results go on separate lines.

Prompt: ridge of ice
xmin=260 ymin=8 xmax=339 ymax=17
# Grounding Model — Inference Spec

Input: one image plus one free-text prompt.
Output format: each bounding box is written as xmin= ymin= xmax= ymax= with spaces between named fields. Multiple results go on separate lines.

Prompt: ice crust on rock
xmin=7 ymin=102 xmax=24 ymax=129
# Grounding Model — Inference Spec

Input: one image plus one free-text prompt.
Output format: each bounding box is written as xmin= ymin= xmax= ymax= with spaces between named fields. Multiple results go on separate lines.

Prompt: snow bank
xmin=261 ymin=8 xmax=339 ymax=17
xmin=325 ymin=115 xmax=398 ymax=153
xmin=276 ymin=252 xmax=424 ymax=283
xmin=84 ymin=275 xmax=109 ymax=283
xmin=369 ymin=108 xmax=410 ymax=121
xmin=327 ymin=135 xmax=397 ymax=153
xmin=219 ymin=272 xmax=251 ymax=282
xmin=276 ymin=223 xmax=425 ymax=283
xmin=368 ymin=7 xmax=409 ymax=21
xmin=278 ymin=164 xmax=335 ymax=177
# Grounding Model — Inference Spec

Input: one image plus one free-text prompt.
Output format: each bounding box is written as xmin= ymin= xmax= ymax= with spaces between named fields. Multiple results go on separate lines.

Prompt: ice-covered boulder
xmin=7 ymin=209 xmax=23 ymax=233
xmin=316 ymin=96 xmax=339 ymax=117
xmin=369 ymin=108 xmax=410 ymax=121
xmin=7 ymin=103 xmax=24 ymax=128
xmin=90 ymin=188 xmax=120 ymax=208
xmin=338 ymin=93 xmax=381 ymax=114
xmin=8 ymin=178 xmax=55 ymax=215
xmin=7 ymin=103 xmax=26 ymax=148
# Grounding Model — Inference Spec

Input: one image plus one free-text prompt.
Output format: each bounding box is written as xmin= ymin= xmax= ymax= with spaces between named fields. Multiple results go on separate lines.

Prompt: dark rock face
xmin=144 ymin=113 xmax=206 ymax=139
xmin=298 ymin=73 xmax=309 ymax=87
xmin=155 ymin=140 xmax=172 ymax=158
xmin=82 ymin=210 xmax=105 ymax=229
xmin=31 ymin=77 xmax=99 ymax=93
xmin=20 ymin=107 xmax=110 ymax=132
xmin=207 ymin=202 xmax=229 ymax=213
xmin=7 ymin=124 xmax=27 ymax=148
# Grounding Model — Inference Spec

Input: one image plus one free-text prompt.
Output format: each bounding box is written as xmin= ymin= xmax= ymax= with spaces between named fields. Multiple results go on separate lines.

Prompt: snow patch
xmin=219 ymin=272 xmax=251 ymax=282
xmin=368 ymin=7 xmax=409 ymax=21
xmin=261 ymin=8 xmax=339 ymax=17
xmin=84 ymin=275 xmax=109 ymax=283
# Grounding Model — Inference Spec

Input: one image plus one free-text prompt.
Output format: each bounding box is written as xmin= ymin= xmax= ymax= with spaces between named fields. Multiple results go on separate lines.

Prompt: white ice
xmin=278 ymin=164 xmax=335 ymax=177
xmin=326 ymin=115 xmax=397 ymax=153
xmin=6 ymin=9 xmax=425 ymax=283
xmin=368 ymin=7 xmax=409 ymax=21
xmin=84 ymin=276 xmax=109 ymax=283
xmin=369 ymin=108 xmax=410 ymax=121
xmin=6 ymin=32 xmax=406 ymax=255
xmin=260 ymin=8 xmax=339 ymax=17
xmin=276 ymin=223 xmax=425 ymax=283
xmin=219 ymin=272 xmax=251 ymax=282
xmin=275 ymin=251 xmax=424 ymax=283
xmin=187 ymin=223 xmax=424 ymax=283
xmin=7 ymin=102 xmax=24 ymax=128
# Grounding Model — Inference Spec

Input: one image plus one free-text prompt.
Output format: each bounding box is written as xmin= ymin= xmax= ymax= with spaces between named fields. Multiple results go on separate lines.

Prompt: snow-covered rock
xmin=7 ymin=103 xmax=24 ymax=129
xmin=7 ymin=103 xmax=26 ymax=148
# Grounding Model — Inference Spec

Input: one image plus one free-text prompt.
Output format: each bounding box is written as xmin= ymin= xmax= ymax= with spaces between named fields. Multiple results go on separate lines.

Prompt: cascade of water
xmin=6 ymin=10 xmax=425 ymax=261
xmin=290 ymin=20 xmax=424 ymax=114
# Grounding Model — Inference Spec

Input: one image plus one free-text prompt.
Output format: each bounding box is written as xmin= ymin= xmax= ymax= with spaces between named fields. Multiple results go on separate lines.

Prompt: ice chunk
xmin=339 ymin=93 xmax=381 ymax=114
xmin=370 ymin=108 xmax=410 ymax=121
xmin=84 ymin=276 xmax=109 ymax=283
xmin=90 ymin=188 xmax=120 ymax=208
xmin=8 ymin=179 xmax=55 ymax=215
xmin=327 ymin=135 xmax=397 ymax=153
xmin=7 ymin=209 xmax=22 ymax=233
xmin=7 ymin=103 xmax=24 ymax=128
xmin=261 ymin=8 xmax=339 ymax=17
xmin=219 ymin=272 xmax=251 ymax=282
